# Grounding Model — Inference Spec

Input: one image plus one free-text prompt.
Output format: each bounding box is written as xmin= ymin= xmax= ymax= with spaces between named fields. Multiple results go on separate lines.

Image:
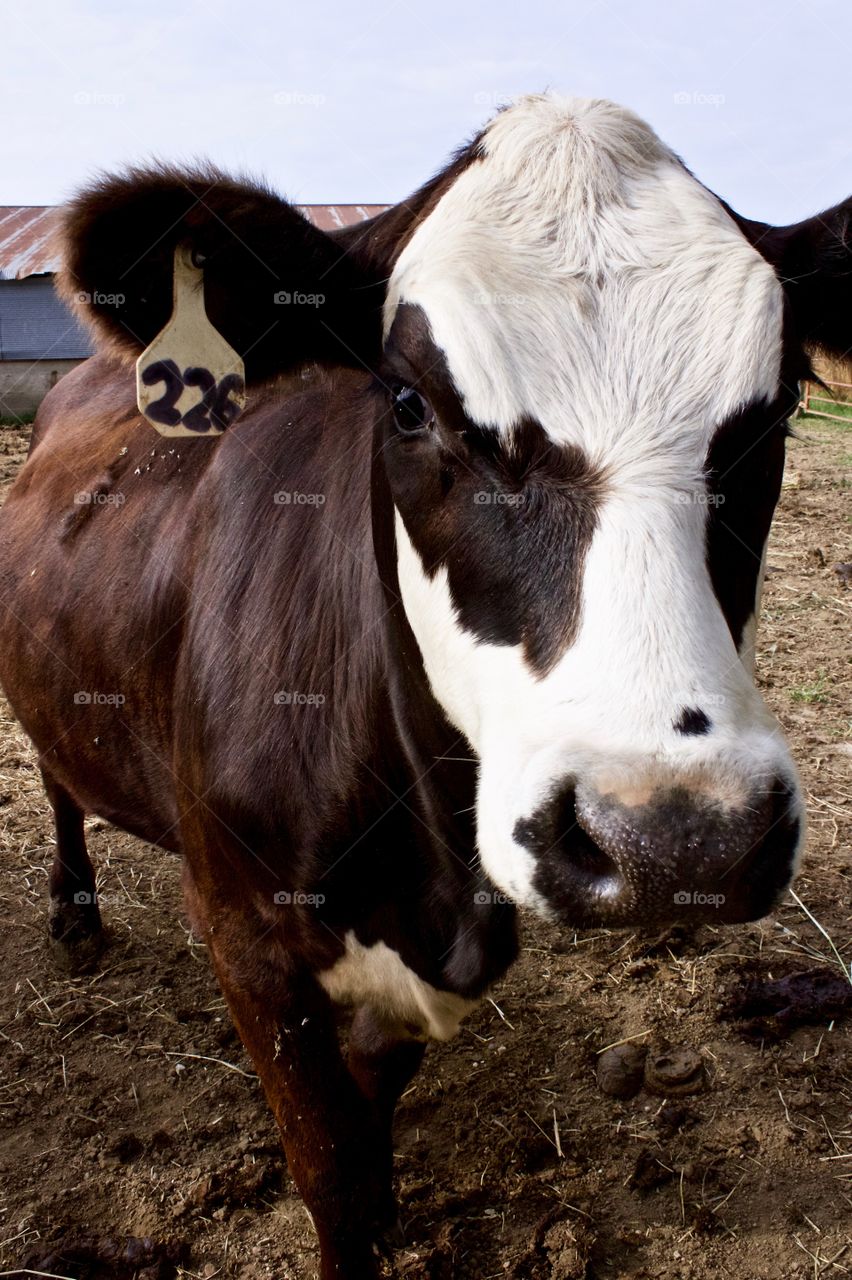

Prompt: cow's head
xmin=63 ymin=95 xmax=851 ymax=929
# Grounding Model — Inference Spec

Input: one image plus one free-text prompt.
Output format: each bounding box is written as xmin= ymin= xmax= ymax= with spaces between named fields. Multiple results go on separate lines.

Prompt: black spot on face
xmin=381 ymin=304 xmax=605 ymax=675
xmin=704 ymin=309 xmax=807 ymax=648
xmin=674 ymin=707 xmax=711 ymax=736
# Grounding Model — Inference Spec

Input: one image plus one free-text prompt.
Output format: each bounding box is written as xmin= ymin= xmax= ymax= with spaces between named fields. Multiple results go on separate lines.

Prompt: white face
xmin=382 ymin=96 xmax=803 ymax=923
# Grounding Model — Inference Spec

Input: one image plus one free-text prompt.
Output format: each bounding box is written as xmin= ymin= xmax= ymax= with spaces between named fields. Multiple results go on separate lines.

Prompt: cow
xmin=0 ymin=95 xmax=849 ymax=1278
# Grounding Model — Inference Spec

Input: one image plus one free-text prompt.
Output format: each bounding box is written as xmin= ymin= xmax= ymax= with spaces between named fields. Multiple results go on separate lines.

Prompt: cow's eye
xmin=391 ymin=386 xmax=433 ymax=435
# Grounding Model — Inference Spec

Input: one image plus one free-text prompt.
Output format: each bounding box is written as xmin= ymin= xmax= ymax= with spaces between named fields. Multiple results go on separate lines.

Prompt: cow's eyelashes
xmin=390 ymin=385 xmax=434 ymax=435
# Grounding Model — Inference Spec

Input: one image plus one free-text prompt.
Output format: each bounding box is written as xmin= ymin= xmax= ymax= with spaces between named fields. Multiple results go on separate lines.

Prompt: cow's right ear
xmin=58 ymin=165 xmax=386 ymax=382
xmin=733 ymin=197 xmax=852 ymax=362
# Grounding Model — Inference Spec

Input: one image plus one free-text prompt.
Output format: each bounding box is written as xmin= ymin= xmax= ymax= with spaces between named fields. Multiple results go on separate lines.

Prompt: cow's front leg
xmin=347 ymin=1007 xmax=427 ymax=1248
xmin=208 ymin=939 xmax=391 ymax=1279
xmin=41 ymin=769 xmax=103 ymax=972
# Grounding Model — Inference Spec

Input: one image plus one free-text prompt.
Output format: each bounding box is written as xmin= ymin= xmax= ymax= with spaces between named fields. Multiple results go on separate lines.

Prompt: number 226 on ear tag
xmin=136 ymin=245 xmax=246 ymax=437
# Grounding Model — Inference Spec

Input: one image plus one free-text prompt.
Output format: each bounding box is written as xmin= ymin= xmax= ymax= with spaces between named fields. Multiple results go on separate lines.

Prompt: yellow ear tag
xmin=135 ymin=245 xmax=246 ymax=436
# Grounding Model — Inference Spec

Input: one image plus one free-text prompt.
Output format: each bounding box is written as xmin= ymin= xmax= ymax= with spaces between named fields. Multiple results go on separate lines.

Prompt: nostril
xmin=514 ymin=787 xmax=622 ymax=898
xmin=674 ymin=707 xmax=711 ymax=736
xmin=564 ymin=823 xmax=621 ymax=885
xmin=727 ymin=775 xmax=800 ymax=900
xmin=769 ymin=775 xmax=795 ymax=818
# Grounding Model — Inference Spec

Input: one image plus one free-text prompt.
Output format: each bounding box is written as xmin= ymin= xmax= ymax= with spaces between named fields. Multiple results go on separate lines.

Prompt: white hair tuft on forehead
xmin=480 ymin=94 xmax=670 ymax=215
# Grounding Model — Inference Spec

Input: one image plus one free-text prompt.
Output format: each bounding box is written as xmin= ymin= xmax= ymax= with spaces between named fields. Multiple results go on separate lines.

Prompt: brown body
xmin=1 ymin=354 xmax=506 ymax=1275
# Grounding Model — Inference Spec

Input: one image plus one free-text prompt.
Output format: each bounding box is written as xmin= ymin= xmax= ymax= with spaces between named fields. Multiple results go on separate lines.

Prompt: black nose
xmin=518 ymin=778 xmax=800 ymax=928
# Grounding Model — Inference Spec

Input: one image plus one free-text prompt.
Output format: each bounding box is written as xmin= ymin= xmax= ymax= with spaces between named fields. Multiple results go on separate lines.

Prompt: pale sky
xmin=2 ymin=0 xmax=850 ymax=224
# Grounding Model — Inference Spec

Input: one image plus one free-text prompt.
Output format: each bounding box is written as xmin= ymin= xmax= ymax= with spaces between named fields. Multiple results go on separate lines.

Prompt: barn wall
xmin=0 ymin=358 xmax=85 ymax=419
xmin=0 ymin=276 xmax=91 ymax=360
xmin=0 ymin=274 xmax=92 ymax=418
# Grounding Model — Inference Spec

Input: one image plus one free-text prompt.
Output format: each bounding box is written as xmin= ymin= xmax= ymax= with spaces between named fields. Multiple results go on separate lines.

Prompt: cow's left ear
xmin=58 ymin=165 xmax=387 ymax=382
xmin=734 ymin=198 xmax=852 ymax=360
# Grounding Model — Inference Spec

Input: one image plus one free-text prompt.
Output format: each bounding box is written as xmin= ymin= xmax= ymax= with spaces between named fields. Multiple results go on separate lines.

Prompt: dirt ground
xmin=0 ymin=409 xmax=849 ymax=1280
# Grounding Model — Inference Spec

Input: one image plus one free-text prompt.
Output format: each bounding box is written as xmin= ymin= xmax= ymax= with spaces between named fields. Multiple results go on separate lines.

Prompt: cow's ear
xmin=57 ymin=166 xmax=385 ymax=381
xmin=736 ymin=198 xmax=852 ymax=361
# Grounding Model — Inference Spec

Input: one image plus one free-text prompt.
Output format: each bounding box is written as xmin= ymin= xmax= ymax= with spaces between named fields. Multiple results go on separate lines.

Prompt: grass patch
xmin=798 ymin=402 xmax=852 ymax=426
xmin=789 ymin=670 xmax=831 ymax=704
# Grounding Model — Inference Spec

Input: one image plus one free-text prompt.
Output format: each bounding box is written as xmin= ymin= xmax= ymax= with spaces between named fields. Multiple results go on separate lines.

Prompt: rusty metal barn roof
xmin=0 ymin=208 xmax=59 ymax=280
xmin=0 ymin=204 xmax=389 ymax=281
